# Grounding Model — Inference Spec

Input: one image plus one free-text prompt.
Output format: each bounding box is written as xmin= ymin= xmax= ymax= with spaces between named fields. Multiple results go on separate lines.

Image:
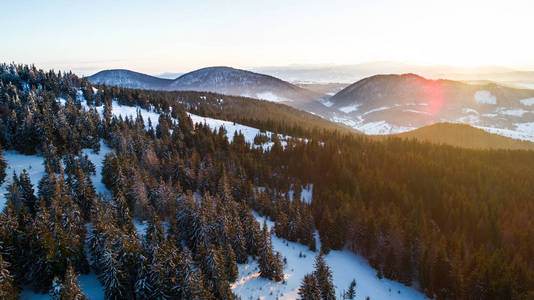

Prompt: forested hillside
xmin=0 ymin=64 xmax=533 ymax=299
xmin=89 ymin=84 xmax=353 ymax=138
xmin=394 ymin=123 xmax=534 ymax=150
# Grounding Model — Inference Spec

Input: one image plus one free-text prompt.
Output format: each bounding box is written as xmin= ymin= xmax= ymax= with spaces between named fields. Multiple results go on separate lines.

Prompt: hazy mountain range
xmin=89 ymin=67 xmax=320 ymax=106
xmin=251 ymin=62 xmax=534 ymax=86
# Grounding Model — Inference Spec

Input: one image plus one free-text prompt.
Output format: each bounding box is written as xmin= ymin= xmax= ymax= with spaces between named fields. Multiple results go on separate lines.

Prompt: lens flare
xmin=425 ymin=80 xmax=444 ymax=116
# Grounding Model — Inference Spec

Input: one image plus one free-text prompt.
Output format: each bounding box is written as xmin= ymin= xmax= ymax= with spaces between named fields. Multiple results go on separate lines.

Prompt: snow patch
xmin=356 ymin=121 xmax=415 ymax=135
xmin=253 ymin=92 xmax=291 ymax=103
xmin=475 ymin=126 xmax=534 ymax=143
xmin=339 ymin=104 xmax=361 ymax=114
xmin=318 ymin=98 xmax=334 ymax=107
xmin=462 ymin=108 xmax=479 ymax=115
xmin=403 ymin=109 xmax=431 ymax=115
xmin=520 ymin=97 xmax=534 ymax=106
xmin=514 ymin=122 xmax=534 ymax=134
xmin=134 ymin=220 xmax=148 ymax=237
xmin=498 ymin=108 xmax=529 ymax=117
xmin=363 ymin=106 xmax=392 ymax=116
xmin=474 ymin=90 xmax=497 ymax=105
xmin=288 ymin=184 xmax=313 ymax=204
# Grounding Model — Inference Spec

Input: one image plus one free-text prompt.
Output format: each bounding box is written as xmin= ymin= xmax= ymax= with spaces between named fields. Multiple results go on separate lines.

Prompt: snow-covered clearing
xmin=253 ymin=92 xmax=292 ymax=103
xmin=514 ymin=122 xmax=534 ymax=135
xmin=475 ymin=125 xmax=534 ymax=143
xmin=0 ymin=152 xmax=45 ymax=210
xmin=497 ymin=108 xmax=529 ymax=117
xmin=232 ymin=212 xmax=428 ymax=300
xmin=474 ymin=90 xmax=497 ymax=105
xmin=188 ymin=113 xmax=264 ymax=144
xmin=82 ymin=140 xmax=112 ymax=196
xmin=79 ymin=96 xmax=296 ymax=150
xmin=520 ymin=97 xmax=534 ymax=106
xmin=339 ymin=104 xmax=361 ymax=114
xmin=356 ymin=121 xmax=415 ymax=135
xmin=78 ymin=97 xmax=161 ymax=128
xmin=288 ymin=184 xmax=313 ymax=204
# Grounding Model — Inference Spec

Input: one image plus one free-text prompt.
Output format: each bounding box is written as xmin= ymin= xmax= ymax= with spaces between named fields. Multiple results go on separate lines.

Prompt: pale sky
xmin=2 ymin=0 xmax=533 ymax=75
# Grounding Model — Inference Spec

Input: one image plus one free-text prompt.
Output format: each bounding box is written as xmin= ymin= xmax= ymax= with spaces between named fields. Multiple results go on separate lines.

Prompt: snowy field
xmin=232 ymin=212 xmax=428 ymax=300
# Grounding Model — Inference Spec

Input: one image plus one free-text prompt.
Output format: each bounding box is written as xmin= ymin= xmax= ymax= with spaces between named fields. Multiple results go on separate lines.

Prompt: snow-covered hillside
xmin=309 ymin=74 xmax=534 ymax=139
xmin=232 ymin=212 xmax=428 ymax=300
xmin=0 ymin=140 xmax=112 ymax=211
xmin=12 ymin=141 xmax=111 ymax=300
xmin=79 ymin=95 xmax=294 ymax=150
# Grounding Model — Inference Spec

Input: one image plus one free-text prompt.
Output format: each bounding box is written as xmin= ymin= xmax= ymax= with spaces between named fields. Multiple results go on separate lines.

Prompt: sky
xmin=2 ymin=0 xmax=534 ymax=75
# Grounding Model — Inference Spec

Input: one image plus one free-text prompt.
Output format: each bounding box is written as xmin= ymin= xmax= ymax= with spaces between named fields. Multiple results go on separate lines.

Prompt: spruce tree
xmin=99 ymin=248 xmax=125 ymax=300
xmin=298 ymin=274 xmax=321 ymax=300
xmin=258 ymin=220 xmax=284 ymax=282
xmin=314 ymin=253 xmax=335 ymax=300
xmin=0 ymin=150 xmax=7 ymax=185
xmin=38 ymin=163 xmax=60 ymax=206
xmin=49 ymin=266 xmax=88 ymax=300
xmin=5 ymin=173 xmax=23 ymax=211
xmin=345 ymin=279 xmax=356 ymax=299
xmin=18 ymin=169 xmax=37 ymax=214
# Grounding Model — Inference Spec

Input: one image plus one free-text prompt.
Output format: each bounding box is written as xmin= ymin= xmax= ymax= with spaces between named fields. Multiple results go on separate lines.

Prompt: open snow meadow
xmin=231 ymin=212 xmax=427 ymax=300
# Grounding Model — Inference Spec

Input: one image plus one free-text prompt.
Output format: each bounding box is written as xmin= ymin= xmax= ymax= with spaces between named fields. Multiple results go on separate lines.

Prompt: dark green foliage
xmin=0 ymin=253 xmax=18 ymax=300
xmin=345 ymin=279 xmax=356 ymax=299
xmin=50 ymin=266 xmax=88 ymax=300
xmin=0 ymin=151 xmax=7 ymax=185
xmin=314 ymin=254 xmax=335 ymax=300
xmin=298 ymin=273 xmax=321 ymax=300
xmin=258 ymin=220 xmax=284 ymax=282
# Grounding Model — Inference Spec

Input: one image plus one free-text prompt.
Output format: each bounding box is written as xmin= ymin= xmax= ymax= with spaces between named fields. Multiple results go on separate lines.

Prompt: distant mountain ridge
xmin=88 ymin=69 xmax=172 ymax=90
xmin=87 ymin=66 xmax=321 ymax=106
xmin=316 ymin=73 xmax=534 ymax=139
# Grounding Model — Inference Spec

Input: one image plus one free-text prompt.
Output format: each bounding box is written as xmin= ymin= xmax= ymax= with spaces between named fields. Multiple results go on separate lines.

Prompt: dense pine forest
xmin=0 ymin=64 xmax=533 ymax=299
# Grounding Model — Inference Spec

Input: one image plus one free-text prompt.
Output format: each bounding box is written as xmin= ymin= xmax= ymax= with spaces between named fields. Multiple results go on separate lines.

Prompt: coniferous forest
xmin=0 ymin=64 xmax=533 ymax=299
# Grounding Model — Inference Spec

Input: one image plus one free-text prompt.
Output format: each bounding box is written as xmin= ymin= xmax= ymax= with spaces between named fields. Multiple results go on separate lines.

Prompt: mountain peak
xmin=87 ymin=66 xmax=320 ymax=105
